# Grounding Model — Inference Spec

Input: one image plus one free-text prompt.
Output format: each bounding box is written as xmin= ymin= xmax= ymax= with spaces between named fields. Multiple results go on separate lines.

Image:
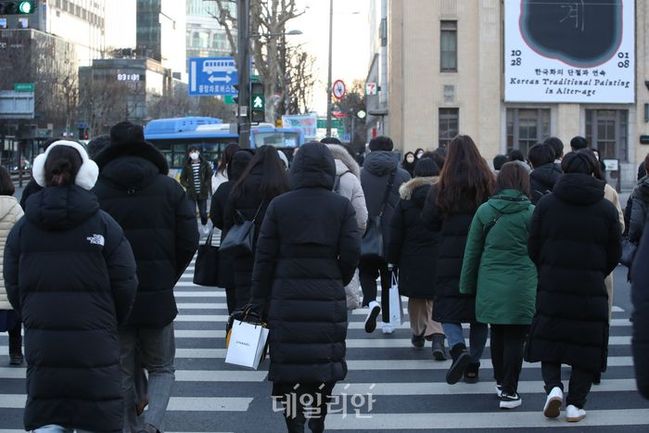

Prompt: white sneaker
xmin=495 ymin=384 xmax=503 ymax=397
xmin=364 ymin=301 xmax=381 ymax=333
xmin=381 ymin=323 xmax=395 ymax=334
xmin=543 ymin=387 xmax=563 ymax=419
xmin=566 ymin=405 xmax=586 ymax=422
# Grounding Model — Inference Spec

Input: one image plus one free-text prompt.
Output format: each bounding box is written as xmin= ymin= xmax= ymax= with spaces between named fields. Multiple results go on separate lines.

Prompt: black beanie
xmin=561 ymin=151 xmax=595 ymax=175
xmin=414 ymin=157 xmax=440 ymax=178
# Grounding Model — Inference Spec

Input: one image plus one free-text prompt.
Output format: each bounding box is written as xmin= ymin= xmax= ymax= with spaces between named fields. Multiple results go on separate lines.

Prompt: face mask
xmin=190 ymin=152 xmax=199 ymax=160
xmin=416 ymin=152 xmax=424 ymax=159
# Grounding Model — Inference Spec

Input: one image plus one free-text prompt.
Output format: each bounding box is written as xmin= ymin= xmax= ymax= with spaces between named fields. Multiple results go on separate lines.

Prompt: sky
xmin=291 ymin=0 xmax=371 ymax=114
xmin=103 ymin=0 xmax=371 ymax=115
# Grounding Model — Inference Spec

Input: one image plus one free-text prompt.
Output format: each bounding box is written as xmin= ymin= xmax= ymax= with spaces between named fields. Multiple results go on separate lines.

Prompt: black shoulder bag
xmin=220 ymin=203 xmax=264 ymax=256
xmin=193 ymin=228 xmax=220 ymax=286
xmin=361 ymin=170 xmax=396 ymax=260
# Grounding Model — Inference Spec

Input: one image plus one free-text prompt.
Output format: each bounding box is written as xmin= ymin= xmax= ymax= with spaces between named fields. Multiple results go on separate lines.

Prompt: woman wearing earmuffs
xmin=3 ymin=141 xmax=138 ymax=433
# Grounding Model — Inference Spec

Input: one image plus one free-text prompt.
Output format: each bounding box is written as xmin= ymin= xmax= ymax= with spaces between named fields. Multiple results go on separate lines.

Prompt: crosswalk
xmin=0 ymin=260 xmax=647 ymax=432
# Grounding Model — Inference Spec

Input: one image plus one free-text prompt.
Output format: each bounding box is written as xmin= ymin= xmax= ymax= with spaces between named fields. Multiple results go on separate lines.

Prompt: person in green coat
xmin=459 ymin=161 xmax=537 ymax=410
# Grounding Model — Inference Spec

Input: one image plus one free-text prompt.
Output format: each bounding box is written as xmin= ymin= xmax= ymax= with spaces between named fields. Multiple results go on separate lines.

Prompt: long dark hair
xmin=217 ymin=143 xmax=240 ymax=175
xmin=571 ymin=149 xmax=603 ymax=179
xmin=231 ymin=145 xmax=289 ymax=202
xmin=496 ymin=162 xmax=530 ymax=198
xmin=0 ymin=166 xmax=15 ymax=196
xmin=45 ymin=146 xmax=82 ymax=187
xmin=434 ymin=135 xmax=495 ymax=214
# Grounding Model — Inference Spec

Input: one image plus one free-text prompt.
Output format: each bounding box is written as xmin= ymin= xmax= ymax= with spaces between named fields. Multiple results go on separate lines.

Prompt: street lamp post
xmin=325 ymin=0 xmax=334 ymax=137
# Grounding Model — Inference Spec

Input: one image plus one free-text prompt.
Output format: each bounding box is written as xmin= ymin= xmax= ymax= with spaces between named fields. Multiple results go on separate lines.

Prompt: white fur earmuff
xmin=32 ymin=140 xmax=99 ymax=191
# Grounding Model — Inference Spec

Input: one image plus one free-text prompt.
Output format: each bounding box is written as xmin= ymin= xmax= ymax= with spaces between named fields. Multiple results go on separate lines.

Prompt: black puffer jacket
xmin=224 ymin=164 xmax=287 ymax=309
xmin=628 ymin=176 xmax=649 ymax=244
xmin=422 ymin=186 xmax=481 ymax=323
xmin=360 ymin=151 xmax=411 ymax=256
xmin=530 ymin=163 xmax=562 ymax=204
xmin=632 ymin=227 xmax=649 ymax=399
xmin=94 ymin=142 xmax=199 ymax=328
xmin=387 ymin=177 xmax=440 ymax=299
xmin=251 ymin=142 xmax=360 ymax=384
xmin=525 ymin=174 xmax=621 ymax=373
xmin=4 ymin=186 xmax=137 ymax=432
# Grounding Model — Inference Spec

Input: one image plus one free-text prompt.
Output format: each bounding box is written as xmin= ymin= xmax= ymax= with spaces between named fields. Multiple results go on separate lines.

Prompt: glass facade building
xmin=186 ymin=0 xmax=234 ymax=73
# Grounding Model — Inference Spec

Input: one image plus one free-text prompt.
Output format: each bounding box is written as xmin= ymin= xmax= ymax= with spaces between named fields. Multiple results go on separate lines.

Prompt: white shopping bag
xmin=389 ymin=271 xmax=404 ymax=326
xmin=225 ymin=320 xmax=269 ymax=370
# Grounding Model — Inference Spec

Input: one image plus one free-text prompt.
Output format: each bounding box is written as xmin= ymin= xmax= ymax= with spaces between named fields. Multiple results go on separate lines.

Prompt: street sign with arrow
xmin=189 ymin=57 xmax=238 ymax=96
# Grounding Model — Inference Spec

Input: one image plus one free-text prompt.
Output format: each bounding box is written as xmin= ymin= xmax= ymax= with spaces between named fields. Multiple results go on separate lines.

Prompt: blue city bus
xmin=144 ymin=116 xmax=304 ymax=177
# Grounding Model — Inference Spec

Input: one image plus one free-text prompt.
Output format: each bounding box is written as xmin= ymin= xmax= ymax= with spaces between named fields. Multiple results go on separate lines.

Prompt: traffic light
xmin=0 ymin=1 xmax=36 ymax=14
xmin=232 ymin=83 xmax=239 ymax=105
xmin=250 ymin=81 xmax=265 ymax=123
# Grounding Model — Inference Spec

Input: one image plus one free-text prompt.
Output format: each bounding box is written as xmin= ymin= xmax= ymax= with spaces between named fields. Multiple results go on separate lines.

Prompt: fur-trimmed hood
xmin=326 ymin=144 xmax=360 ymax=178
xmin=399 ymin=176 xmax=438 ymax=200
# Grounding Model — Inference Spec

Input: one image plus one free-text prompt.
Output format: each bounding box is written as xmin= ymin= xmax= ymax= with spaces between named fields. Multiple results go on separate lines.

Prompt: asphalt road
xmin=0 ymin=257 xmax=646 ymax=433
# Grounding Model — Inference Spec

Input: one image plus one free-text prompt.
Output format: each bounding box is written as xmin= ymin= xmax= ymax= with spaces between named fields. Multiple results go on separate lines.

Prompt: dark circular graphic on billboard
xmin=520 ymin=0 xmax=624 ymax=68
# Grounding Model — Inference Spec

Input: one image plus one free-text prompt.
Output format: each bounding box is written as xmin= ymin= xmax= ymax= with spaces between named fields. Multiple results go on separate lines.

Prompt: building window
xmin=506 ymin=108 xmax=551 ymax=157
xmin=439 ymin=108 xmax=459 ymax=148
xmin=586 ymin=109 xmax=628 ymax=161
xmin=440 ymin=21 xmax=457 ymax=72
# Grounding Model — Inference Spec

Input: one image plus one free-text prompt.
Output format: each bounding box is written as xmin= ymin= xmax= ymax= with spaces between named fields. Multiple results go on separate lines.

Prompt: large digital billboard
xmin=505 ymin=0 xmax=635 ymax=103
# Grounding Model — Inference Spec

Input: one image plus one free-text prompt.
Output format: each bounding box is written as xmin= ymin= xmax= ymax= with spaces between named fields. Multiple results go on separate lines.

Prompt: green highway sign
xmin=224 ymin=95 xmax=235 ymax=105
xmin=317 ymin=118 xmax=343 ymax=129
xmin=14 ymin=83 xmax=34 ymax=92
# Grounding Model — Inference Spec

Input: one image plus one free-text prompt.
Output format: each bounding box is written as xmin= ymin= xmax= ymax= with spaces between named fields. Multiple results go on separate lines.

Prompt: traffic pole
xmin=237 ymin=0 xmax=251 ymax=149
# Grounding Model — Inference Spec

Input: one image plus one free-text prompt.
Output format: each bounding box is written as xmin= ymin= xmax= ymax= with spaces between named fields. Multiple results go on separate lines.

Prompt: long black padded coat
xmin=422 ymin=185 xmax=482 ymax=323
xmin=93 ymin=141 xmax=198 ymax=328
xmin=210 ymin=151 xmax=253 ymax=289
xmin=632 ymin=227 xmax=649 ymax=399
xmin=250 ymin=142 xmax=361 ymax=384
xmin=387 ymin=177 xmax=440 ymax=299
xmin=525 ymin=173 xmax=621 ymax=374
xmin=3 ymin=185 xmax=138 ymax=432
xmin=224 ymin=163 xmax=287 ymax=310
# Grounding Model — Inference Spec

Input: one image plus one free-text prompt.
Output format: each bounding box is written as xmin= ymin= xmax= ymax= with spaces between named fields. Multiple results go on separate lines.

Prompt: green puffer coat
xmin=459 ymin=189 xmax=537 ymax=325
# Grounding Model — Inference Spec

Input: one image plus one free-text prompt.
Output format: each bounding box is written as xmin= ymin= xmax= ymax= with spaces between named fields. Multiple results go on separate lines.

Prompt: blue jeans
xmin=120 ymin=323 xmax=176 ymax=433
xmin=33 ymin=426 xmax=96 ymax=433
xmin=442 ymin=322 xmax=488 ymax=363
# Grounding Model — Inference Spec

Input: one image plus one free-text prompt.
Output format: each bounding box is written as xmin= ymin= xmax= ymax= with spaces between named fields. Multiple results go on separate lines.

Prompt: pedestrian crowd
xmin=0 ymin=125 xmax=646 ymax=433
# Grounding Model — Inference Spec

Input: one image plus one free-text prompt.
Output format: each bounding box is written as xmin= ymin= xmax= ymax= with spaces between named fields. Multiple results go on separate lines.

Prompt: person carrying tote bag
xmin=359 ymin=136 xmax=410 ymax=335
xmin=223 ymin=146 xmax=289 ymax=310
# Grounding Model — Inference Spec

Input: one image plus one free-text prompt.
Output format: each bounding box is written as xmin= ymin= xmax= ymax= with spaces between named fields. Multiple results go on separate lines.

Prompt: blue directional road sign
xmin=189 ymin=57 xmax=238 ymax=96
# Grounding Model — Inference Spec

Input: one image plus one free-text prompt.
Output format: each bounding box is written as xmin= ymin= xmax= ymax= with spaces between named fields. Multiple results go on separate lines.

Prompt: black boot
xmin=308 ymin=416 xmax=325 ymax=433
xmin=411 ymin=333 xmax=425 ymax=349
xmin=431 ymin=333 xmax=448 ymax=361
xmin=446 ymin=343 xmax=471 ymax=385
xmin=285 ymin=415 xmax=306 ymax=433
xmin=463 ymin=362 xmax=480 ymax=384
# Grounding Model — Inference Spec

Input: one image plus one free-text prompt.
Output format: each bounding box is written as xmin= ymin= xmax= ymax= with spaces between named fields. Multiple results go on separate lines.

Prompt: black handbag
xmin=361 ymin=170 xmax=396 ymax=259
xmin=620 ymin=239 xmax=638 ymax=267
xmin=220 ymin=204 xmax=263 ymax=256
xmin=193 ymin=229 xmax=220 ymax=286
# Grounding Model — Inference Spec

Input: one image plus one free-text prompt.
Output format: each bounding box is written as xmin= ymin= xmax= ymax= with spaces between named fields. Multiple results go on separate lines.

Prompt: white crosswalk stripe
xmin=0 ymin=258 xmax=643 ymax=432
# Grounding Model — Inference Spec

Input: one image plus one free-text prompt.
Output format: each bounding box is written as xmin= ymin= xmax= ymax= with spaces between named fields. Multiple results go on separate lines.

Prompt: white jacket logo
xmin=87 ymin=234 xmax=105 ymax=246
